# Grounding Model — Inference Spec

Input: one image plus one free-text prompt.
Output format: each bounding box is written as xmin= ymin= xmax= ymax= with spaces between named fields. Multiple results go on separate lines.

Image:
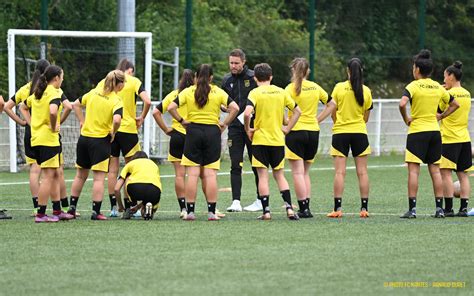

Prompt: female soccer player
xmin=105 ymin=59 xmax=151 ymax=217
xmin=285 ymin=58 xmax=329 ymax=218
xmin=153 ymin=69 xmax=193 ymax=218
xmin=439 ymin=61 xmax=471 ymax=217
xmin=114 ymin=151 xmax=162 ymax=220
xmin=167 ymin=64 xmax=239 ymax=221
xmin=68 ymin=70 xmax=124 ymax=220
xmin=244 ymin=63 xmax=301 ymax=221
xmin=398 ymin=49 xmax=459 ymax=219
xmin=318 ymin=58 xmax=373 ymax=218
xmin=20 ymin=65 xmax=74 ymax=222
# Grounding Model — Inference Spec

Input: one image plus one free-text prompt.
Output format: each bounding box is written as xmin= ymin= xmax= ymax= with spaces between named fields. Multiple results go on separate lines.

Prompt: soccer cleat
xmin=66 ymin=206 xmax=77 ymax=219
xmin=226 ymin=200 xmax=242 ymax=212
xmin=35 ymin=215 xmax=59 ymax=223
xmin=122 ymin=208 xmax=132 ymax=220
xmin=133 ymin=210 xmax=142 ymax=218
xmin=327 ymin=210 xmax=343 ymax=218
xmin=432 ymin=207 xmax=445 ymax=218
xmin=286 ymin=208 xmax=300 ymax=220
xmin=444 ymin=209 xmax=455 ymax=217
xmin=53 ymin=211 xmax=75 ymax=221
xmin=297 ymin=209 xmax=314 ymax=218
xmin=208 ymin=212 xmax=220 ymax=221
xmin=467 ymin=208 xmax=474 ymax=216
xmin=257 ymin=212 xmax=272 ymax=220
xmin=216 ymin=209 xmax=226 ymax=218
xmin=109 ymin=205 xmax=119 ymax=217
xmin=400 ymin=209 xmax=416 ymax=219
xmin=244 ymin=199 xmax=263 ymax=212
xmin=179 ymin=208 xmax=187 ymax=219
xmin=144 ymin=203 xmax=153 ymax=220
xmin=360 ymin=209 xmax=369 ymax=218
xmin=91 ymin=212 xmax=107 ymax=221
xmin=184 ymin=212 xmax=196 ymax=221
xmin=455 ymin=210 xmax=468 ymax=217
xmin=0 ymin=209 xmax=12 ymax=220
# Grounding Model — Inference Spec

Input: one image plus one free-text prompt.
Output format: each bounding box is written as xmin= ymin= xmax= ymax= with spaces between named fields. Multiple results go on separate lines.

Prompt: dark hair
xmin=445 ymin=61 xmax=463 ymax=81
xmin=131 ymin=150 xmax=148 ymax=160
xmin=116 ymin=58 xmax=135 ymax=73
xmin=34 ymin=65 xmax=63 ymax=100
xmin=413 ymin=49 xmax=433 ymax=77
xmin=254 ymin=63 xmax=272 ymax=82
xmin=194 ymin=64 xmax=213 ymax=108
xmin=347 ymin=58 xmax=364 ymax=107
xmin=229 ymin=48 xmax=246 ymax=61
xmin=30 ymin=59 xmax=50 ymax=95
xmin=178 ymin=69 xmax=194 ymax=92
xmin=290 ymin=58 xmax=309 ymax=96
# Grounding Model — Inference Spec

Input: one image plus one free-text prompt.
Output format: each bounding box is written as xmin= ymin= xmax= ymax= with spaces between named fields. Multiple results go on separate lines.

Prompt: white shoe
xmin=468 ymin=208 xmax=474 ymax=216
xmin=144 ymin=202 xmax=153 ymax=220
xmin=180 ymin=208 xmax=187 ymax=218
xmin=243 ymin=199 xmax=263 ymax=212
xmin=226 ymin=200 xmax=242 ymax=212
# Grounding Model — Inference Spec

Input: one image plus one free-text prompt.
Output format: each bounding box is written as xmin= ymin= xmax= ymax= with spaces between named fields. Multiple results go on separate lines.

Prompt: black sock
xmin=52 ymin=201 xmax=61 ymax=212
xmin=307 ymin=198 xmax=311 ymax=208
xmin=37 ymin=205 xmax=47 ymax=215
xmin=32 ymin=197 xmax=39 ymax=208
xmin=361 ymin=198 xmax=368 ymax=211
xmin=334 ymin=197 xmax=342 ymax=211
xmin=178 ymin=197 xmax=186 ymax=211
xmin=208 ymin=202 xmax=216 ymax=214
xmin=92 ymin=201 xmax=102 ymax=214
xmin=280 ymin=190 xmax=292 ymax=209
xmin=61 ymin=197 xmax=69 ymax=208
xmin=124 ymin=198 xmax=131 ymax=209
xmin=109 ymin=194 xmax=117 ymax=209
xmin=186 ymin=202 xmax=195 ymax=214
xmin=70 ymin=196 xmax=79 ymax=207
xmin=409 ymin=197 xmax=416 ymax=211
xmin=444 ymin=197 xmax=453 ymax=212
xmin=260 ymin=195 xmax=270 ymax=213
xmin=460 ymin=198 xmax=469 ymax=212
xmin=435 ymin=197 xmax=443 ymax=209
xmin=297 ymin=200 xmax=307 ymax=212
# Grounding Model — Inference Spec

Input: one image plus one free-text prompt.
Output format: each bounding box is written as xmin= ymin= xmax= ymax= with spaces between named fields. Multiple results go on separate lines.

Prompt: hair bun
xmin=418 ymin=49 xmax=431 ymax=59
xmin=453 ymin=61 xmax=463 ymax=69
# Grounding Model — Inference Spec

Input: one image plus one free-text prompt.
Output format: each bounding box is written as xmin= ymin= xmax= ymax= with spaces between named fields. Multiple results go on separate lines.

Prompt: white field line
xmin=0 ymin=163 xmax=405 ymax=186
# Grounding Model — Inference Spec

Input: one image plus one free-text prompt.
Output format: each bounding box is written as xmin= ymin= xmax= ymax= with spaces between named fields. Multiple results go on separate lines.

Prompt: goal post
xmin=7 ymin=29 xmax=153 ymax=173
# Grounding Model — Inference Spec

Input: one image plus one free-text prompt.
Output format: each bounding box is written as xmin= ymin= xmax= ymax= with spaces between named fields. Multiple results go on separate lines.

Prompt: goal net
xmin=6 ymin=29 xmax=152 ymax=172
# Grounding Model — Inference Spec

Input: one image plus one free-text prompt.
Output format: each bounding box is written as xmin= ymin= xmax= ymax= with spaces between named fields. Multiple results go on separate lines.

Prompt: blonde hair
xmin=290 ymin=58 xmax=309 ymax=96
xmin=103 ymin=70 xmax=126 ymax=94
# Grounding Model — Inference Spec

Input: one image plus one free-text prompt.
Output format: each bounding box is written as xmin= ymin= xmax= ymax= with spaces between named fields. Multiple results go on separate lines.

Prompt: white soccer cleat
xmin=468 ymin=208 xmax=474 ymax=216
xmin=243 ymin=199 xmax=263 ymax=212
xmin=226 ymin=200 xmax=242 ymax=212
xmin=144 ymin=202 xmax=153 ymax=220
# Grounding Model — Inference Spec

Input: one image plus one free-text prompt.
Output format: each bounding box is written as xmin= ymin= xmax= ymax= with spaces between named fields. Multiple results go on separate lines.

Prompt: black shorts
xmin=286 ymin=130 xmax=319 ymax=162
xmin=182 ymin=123 xmax=221 ymax=169
xmin=32 ymin=145 xmax=61 ymax=168
xmin=252 ymin=145 xmax=285 ymax=170
xmin=331 ymin=133 xmax=371 ymax=157
xmin=441 ymin=142 xmax=472 ymax=171
xmin=76 ymin=135 xmax=111 ymax=172
xmin=126 ymin=183 xmax=161 ymax=206
xmin=111 ymin=131 xmax=140 ymax=158
xmin=405 ymin=131 xmax=441 ymax=164
xmin=168 ymin=130 xmax=185 ymax=162
xmin=24 ymin=125 xmax=36 ymax=164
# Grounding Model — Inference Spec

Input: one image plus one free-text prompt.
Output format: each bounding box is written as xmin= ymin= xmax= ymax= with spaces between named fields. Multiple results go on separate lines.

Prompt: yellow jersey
xmin=404 ymin=78 xmax=451 ymax=134
xmin=248 ymin=84 xmax=297 ymax=146
xmin=177 ymin=85 xmax=230 ymax=125
xmin=80 ymin=88 xmax=124 ymax=138
xmin=120 ymin=158 xmax=162 ymax=190
xmin=25 ymin=85 xmax=63 ymax=147
xmin=331 ymin=81 xmax=373 ymax=134
xmin=439 ymin=86 xmax=471 ymax=143
xmin=285 ymin=80 xmax=329 ymax=131
xmin=157 ymin=89 xmax=187 ymax=134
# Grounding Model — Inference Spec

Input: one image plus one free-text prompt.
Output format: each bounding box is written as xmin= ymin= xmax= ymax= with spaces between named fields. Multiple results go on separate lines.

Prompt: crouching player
xmin=114 ymin=151 xmax=162 ymax=220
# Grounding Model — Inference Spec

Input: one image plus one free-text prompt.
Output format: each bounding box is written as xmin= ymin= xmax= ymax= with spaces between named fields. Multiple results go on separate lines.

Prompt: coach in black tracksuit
xmin=221 ymin=49 xmax=261 ymax=212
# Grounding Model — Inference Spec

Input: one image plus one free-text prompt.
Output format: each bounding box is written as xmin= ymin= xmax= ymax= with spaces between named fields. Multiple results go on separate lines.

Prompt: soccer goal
xmin=6 ymin=29 xmax=152 ymax=173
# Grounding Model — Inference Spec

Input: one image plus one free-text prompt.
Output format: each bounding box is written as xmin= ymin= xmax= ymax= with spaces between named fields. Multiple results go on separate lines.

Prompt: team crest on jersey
xmin=230 ymin=83 xmax=233 ymax=88
xmin=244 ymin=80 xmax=250 ymax=87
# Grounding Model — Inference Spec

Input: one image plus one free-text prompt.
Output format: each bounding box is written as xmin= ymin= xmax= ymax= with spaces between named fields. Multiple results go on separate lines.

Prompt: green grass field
xmin=0 ymin=155 xmax=472 ymax=295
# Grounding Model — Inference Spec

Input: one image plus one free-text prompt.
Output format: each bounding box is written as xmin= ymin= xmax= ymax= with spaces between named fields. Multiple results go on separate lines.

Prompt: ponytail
xmin=290 ymin=58 xmax=309 ymax=96
xmin=178 ymin=69 xmax=194 ymax=92
xmin=30 ymin=59 xmax=50 ymax=95
xmin=194 ymin=64 xmax=213 ymax=108
xmin=347 ymin=58 xmax=364 ymax=107
xmin=34 ymin=65 xmax=62 ymax=100
xmin=103 ymin=70 xmax=126 ymax=94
